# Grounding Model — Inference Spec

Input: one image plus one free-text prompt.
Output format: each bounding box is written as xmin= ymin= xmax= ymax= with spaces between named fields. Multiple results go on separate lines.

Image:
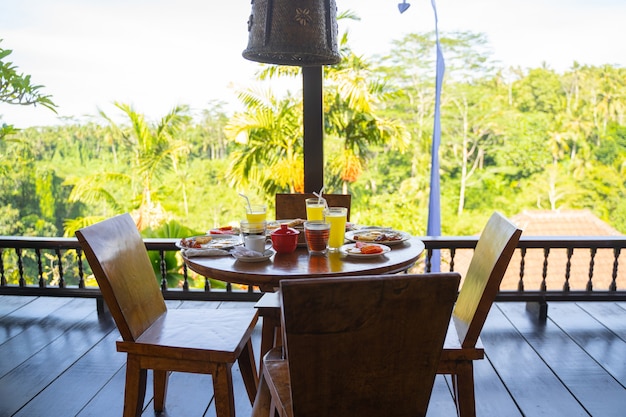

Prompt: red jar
xmin=270 ymin=224 xmax=300 ymax=254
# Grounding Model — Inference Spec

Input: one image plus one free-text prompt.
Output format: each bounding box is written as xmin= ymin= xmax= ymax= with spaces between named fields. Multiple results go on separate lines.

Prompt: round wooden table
xmin=186 ymin=237 xmax=425 ymax=382
xmin=183 ymin=237 xmax=425 ymax=292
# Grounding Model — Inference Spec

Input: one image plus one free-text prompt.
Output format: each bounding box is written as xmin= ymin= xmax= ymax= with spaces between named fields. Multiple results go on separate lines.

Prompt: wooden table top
xmin=184 ymin=237 xmax=425 ymax=292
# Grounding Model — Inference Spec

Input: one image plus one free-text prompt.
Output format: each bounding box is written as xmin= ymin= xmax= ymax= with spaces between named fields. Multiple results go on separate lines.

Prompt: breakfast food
xmin=352 ymin=230 xmax=404 ymax=242
xmin=209 ymin=226 xmax=240 ymax=235
xmin=179 ymin=235 xmax=212 ymax=248
xmin=347 ymin=241 xmax=386 ymax=254
xmin=358 ymin=244 xmax=384 ymax=254
xmin=286 ymin=218 xmax=305 ymax=228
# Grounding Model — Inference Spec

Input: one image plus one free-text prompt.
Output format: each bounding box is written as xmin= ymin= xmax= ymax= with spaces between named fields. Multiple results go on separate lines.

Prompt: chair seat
xmin=117 ymin=309 xmax=259 ymax=363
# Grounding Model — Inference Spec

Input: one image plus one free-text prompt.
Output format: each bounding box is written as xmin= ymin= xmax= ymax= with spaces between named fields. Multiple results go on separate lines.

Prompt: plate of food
xmin=345 ymin=229 xmax=410 ymax=246
xmin=267 ymin=219 xmax=305 ymax=230
xmin=176 ymin=234 xmax=241 ymax=250
xmin=208 ymin=225 xmax=240 ymax=235
xmin=340 ymin=242 xmax=391 ymax=258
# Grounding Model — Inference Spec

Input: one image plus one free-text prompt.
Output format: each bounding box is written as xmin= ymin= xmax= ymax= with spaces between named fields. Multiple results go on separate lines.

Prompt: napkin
xmin=182 ymin=248 xmax=230 ymax=257
xmin=231 ymin=246 xmax=265 ymax=258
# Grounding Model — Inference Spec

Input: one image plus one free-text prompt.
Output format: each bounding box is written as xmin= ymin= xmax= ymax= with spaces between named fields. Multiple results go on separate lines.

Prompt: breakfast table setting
xmin=178 ymin=193 xmax=426 ymax=378
xmin=179 ymin=194 xmax=425 ymax=292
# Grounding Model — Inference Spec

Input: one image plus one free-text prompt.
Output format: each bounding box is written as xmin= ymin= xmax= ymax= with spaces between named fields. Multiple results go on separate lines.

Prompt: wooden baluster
xmin=541 ymin=247 xmax=549 ymax=292
xmin=76 ymin=248 xmax=85 ymax=288
xmin=36 ymin=248 xmax=45 ymax=287
xmin=159 ymin=250 xmax=168 ymax=291
xmin=449 ymin=248 xmax=456 ymax=272
xmin=563 ymin=247 xmax=573 ymax=292
xmin=609 ymin=247 xmax=621 ymax=292
xmin=518 ymin=247 xmax=526 ymax=292
xmin=182 ymin=267 xmax=189 ymax=291
xmin=17 ymin=248 xmax=26 ymax=287
xmin=0 ymin=248 xmax=6 ymax=286
xmin=586 ymin=247 xmax=596 ymax=291
xmin=425 ymin=249 xmax=432 ymax=273
xmin=56 ymin=248 xmax=65 ymax=288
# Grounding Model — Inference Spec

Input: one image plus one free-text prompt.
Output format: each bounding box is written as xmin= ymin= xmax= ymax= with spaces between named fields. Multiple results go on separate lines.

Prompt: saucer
xmin=232 ymin=249 xmax=274 ymax=262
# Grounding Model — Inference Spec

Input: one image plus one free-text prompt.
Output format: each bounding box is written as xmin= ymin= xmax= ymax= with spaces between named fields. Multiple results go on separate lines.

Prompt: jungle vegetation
xmin=1 ymin=31 xmax=625 ymax=242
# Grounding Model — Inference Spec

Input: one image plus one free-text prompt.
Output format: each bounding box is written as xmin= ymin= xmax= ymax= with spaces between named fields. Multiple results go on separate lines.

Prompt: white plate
xmin=233 ymin=249 xmax=274 ymax=262
xmin=267 ymin=219 xmax=305 ymax=229
xmin=176 ymin=235 xmax=242 ymax=250
xmin=345 ymin=229 xmax=410 ymax=246
xmin=340 ymin=243 xmax=391 ymax=258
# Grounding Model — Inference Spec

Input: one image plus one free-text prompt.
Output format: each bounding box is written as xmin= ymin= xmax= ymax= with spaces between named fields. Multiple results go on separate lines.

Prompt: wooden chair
xmin=438 ymin=211 xmax=522 ymax=417
xmin=255 ymin=272 xmax=461 ymax=417
xmin=76 ymin=213 xmax=259 ymax=417
xmin=275 ymin=193 xmax=351 ymax=221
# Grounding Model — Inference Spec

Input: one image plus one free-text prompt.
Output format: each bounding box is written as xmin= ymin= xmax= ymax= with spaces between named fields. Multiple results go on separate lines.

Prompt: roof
xmin=437 ymin=210 xmax=624 ymax=291
xmin=511 ymin=209 xmax=622 ymax=236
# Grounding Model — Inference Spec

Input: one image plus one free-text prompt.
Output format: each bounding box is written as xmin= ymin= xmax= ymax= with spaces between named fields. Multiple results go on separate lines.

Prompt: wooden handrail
xmin=1 ymin=236 xmax=624 ymax=306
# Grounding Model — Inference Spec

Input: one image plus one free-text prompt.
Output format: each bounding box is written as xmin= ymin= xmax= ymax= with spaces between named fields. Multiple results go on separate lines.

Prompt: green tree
xmin=0 ymin=39 xmax=57 ymax=139
xmin=225 ymin=87 xmax=303 ymax=195
xmin=67 ymin=103 xmax=191 ymax=232
xmin=324 ymin=35 xmax=409 ymax=193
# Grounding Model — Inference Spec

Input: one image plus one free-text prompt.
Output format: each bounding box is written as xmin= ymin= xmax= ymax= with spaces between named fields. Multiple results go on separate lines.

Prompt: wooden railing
xmin=2 ymin=236 xmax=625 ymax=314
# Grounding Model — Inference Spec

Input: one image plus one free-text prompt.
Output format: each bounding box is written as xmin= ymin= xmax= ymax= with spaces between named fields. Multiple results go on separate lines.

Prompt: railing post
xmin=586 ymin=247 xmax=597 ymax=291
xmin=610 ymin=247 xmax=621 ymax=292
xmin=0 ymin=248 xmax=5 ymax=286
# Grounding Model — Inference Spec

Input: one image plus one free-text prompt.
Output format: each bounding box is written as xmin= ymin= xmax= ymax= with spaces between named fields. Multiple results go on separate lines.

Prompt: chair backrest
xmin=275 ymin=193 xmax=351 ymax=221
xmin=76 ymin=213 xmax=166 ymax=342
xmin=453 ymin=212 xmax=522 ymax=348
xmin=280 ymin=273 xmax=460 ymax=417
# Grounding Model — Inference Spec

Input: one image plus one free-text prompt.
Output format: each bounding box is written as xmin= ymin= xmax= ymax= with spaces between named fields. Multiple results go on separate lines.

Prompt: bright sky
xmin=1 ymin=0 xmax=625 ymax=128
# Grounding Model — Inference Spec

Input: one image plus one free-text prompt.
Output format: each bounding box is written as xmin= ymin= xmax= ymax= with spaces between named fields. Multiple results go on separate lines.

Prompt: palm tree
xmin=324 ymin=40 xmax=409 ymax=192
xmin=67 ymin=103 xmax=190 ymax=231
xmin=226 ymin=21 xmax=408 ymax=195
xmin=225 ymin=87 xmax=303 ymax=194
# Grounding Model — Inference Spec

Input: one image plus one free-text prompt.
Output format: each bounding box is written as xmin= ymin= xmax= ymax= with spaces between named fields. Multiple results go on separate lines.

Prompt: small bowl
xmin=270 ymin=224 xmax=300 ymax=254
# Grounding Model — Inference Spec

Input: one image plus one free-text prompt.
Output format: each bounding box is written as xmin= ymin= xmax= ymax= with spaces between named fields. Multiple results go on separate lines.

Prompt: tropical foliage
xmin=0 ymin=39 xmax=57 ymax=140
xmin=2 ymin=32 xmax=625 ymax=239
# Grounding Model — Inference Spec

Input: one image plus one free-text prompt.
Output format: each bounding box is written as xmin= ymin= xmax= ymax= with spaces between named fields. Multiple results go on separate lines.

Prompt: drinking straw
xmin=312 ymin=186 xmax=327 ymax=209
xmin=238 ymin=193 xmax=252 ymax=212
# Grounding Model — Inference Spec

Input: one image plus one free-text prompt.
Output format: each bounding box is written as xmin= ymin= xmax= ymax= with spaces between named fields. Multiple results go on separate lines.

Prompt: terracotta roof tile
xmin=416 ymin=210 xmax=625 ymax=291
xmin=511 ymin=209 xmax=622 ymax=236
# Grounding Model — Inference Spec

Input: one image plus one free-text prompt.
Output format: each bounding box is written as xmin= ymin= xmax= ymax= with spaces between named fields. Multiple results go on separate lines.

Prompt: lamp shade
xmin=243 ymin=0 xmax=341 ymax=66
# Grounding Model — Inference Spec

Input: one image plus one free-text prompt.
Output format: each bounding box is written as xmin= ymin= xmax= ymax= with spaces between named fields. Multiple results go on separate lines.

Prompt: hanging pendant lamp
xmin=243 ymin=0 xmax=341 ymax=66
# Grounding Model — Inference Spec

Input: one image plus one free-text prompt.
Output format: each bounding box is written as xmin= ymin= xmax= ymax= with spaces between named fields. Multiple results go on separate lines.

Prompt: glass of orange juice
xmin=305 ymin=198 xmax=325 ymax=221
xmin=324 ymin=207 xmax=347 ymax=251
xmin=246 ymin=205 xmax=267 ymax=223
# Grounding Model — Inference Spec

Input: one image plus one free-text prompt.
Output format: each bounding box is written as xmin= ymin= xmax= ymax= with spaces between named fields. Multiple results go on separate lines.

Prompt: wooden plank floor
xmin=1 ymin=296 xmax=625 ymax=416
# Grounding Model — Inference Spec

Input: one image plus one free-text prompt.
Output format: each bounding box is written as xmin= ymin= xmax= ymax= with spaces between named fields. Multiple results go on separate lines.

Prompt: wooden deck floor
xmin=1 ymin=295 xmax=625 ymax=416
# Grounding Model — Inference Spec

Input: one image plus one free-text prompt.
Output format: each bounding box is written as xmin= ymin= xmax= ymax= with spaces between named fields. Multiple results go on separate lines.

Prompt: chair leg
xmin=260 ymin=314 xmax=278 ymax=361
xmin=251 ymin=373 xmax=272 ymax=417
xmin=454 ymin=361 xmax=476 ymax=417
xmin=213 ymin=363 xmax=235 ymax=417
xmin=238 ymin=339 xmax=260 ymax=403
xmin=124 ymin=356 xmax=147 ymax=417
xmin=153 ymin=370 xmax=170 ymax=412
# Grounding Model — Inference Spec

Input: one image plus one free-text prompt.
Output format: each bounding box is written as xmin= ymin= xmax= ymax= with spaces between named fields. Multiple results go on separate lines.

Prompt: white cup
xmin=244 ymin=235 xmax=271 ymax=254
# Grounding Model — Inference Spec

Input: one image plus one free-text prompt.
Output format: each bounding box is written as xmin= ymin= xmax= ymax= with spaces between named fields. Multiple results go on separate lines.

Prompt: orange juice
xmin=325 ymin=207 xmax=347 ymax=250
xmin=246 ymin=205 xmax=266 ymax=223
xmin=306 ymin=203 xmax=325 ymax=220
